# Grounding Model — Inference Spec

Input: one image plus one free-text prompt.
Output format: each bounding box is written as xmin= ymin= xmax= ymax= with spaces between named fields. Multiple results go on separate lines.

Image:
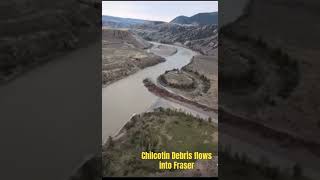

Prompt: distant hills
xmin=102 ymin=12 xmax=218 ymax=28
xmin=102 ymin=12 xmax=218 ymax=55
xmin=102 ymin=15 xmax=151 ymax=28
xmin=134 ymin=23 xmax=218 ymax=55
xmin=170 ymin=12 xmax=218 ymax=25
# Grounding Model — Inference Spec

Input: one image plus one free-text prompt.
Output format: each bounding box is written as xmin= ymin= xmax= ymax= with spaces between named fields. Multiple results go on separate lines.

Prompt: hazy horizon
xmin=102 ymin=1 xmax=218 ymax=22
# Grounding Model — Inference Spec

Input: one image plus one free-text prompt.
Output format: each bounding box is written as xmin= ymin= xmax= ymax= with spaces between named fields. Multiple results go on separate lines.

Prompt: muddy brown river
xmin=102 ymin=42 xmax=204 ymax=142
xmin=102 ymin=0 xmax=250 ymax=143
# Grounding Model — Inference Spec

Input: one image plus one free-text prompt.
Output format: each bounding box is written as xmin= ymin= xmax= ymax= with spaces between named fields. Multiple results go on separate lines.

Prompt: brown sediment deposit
xmin=143 ymin=78 xmax=217 ymax=113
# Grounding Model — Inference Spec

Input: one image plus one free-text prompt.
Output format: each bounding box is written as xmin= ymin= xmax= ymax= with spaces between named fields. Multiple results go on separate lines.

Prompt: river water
xmin=102 ymin=0 xmax=250 ymax=142
xmin=102 ymin=42 xmax=199 ymax=142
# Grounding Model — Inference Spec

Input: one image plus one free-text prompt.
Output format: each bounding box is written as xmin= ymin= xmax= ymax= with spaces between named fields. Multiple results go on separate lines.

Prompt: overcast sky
xmin=102 ymin=1 xmax=218 ymax=22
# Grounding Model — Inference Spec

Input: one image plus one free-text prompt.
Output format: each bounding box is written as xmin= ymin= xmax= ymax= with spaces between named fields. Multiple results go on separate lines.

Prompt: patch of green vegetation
xmin=102 ymin=108 xmax=217 ymax=177
xmin=181 ymin=66 xmax=211 ymax=93
xmin=159 ymin=69 xmax=196 ymax=90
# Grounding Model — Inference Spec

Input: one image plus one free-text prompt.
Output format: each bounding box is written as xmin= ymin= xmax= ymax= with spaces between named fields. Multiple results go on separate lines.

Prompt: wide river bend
xmin=102 ymin=42 xmax=203 ymax=142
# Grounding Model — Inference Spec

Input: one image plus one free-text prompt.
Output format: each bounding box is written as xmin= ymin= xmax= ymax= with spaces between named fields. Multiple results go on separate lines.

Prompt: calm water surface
xmin=102 ymin=42 xmax=197 ymax=142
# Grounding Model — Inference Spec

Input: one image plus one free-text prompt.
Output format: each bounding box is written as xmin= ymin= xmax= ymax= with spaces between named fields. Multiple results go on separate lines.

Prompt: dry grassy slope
xmin=227 ymin=0 xmax=320 ymax=142
xmin=0 ymin=0 xmax=100 ymax=83
xmin=102 ymin=28 xmax=165 ymax=86
xmin=102 ymin=28 xmax=151 ymax=49
xmin=102 ymin=109 xmax=218 ymax=177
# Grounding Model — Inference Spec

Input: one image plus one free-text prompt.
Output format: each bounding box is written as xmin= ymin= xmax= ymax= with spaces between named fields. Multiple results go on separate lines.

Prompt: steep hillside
xmin=170 ymin=16 xmax=190 ymax=24
xmin=171 ymin=12 xmax=218 ymax=25
xmin=102 ymin=28 xmax=151 ymax=49
xmin=134 ymin=23 xmax=218 ymax=55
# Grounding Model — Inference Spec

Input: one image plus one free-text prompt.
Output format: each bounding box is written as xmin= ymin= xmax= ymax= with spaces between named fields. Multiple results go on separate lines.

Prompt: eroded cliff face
xmin=102 ymin=28 xmax=151 ymax=49
xmin=133 ymin=23 xmax=218 ymax=56
xmin=0 ymin=0 xmax=100 ymax=84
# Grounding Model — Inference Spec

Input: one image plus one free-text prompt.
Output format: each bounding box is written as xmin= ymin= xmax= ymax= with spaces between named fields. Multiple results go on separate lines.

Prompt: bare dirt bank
xmin=143 ymin=78 xmax=217 ymax=113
